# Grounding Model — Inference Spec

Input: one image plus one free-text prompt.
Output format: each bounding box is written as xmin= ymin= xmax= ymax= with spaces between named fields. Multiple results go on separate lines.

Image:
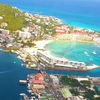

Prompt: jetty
xmin=0 ymin=49 xmax=9 ymax=52
xmin=19 ymin=80 xmax=27 ymax=84
xmin=20 ymin=93 xmax=30 ymax=100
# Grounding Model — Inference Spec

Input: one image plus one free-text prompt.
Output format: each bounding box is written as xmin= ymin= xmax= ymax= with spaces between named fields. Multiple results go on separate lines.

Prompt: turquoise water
xmin=0 ymin=0 xmax=100 ymax=30
xmin=46 ymin=41 xmax=100 ymax=66
xmin=46 ymin=41 xmax=100 ymax=77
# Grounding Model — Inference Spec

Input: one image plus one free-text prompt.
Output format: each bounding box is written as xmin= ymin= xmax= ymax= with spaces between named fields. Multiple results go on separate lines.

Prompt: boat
xmin=84 ymin=52 xmax=88 ymax=55
xmin=84 ymin=52 xmax=89 ymax=56
xmin=92 ymin=51 xmax=96 ymax=55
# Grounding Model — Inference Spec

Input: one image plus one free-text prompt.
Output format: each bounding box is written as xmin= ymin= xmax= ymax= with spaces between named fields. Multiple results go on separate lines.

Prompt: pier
xmin=19 ymin=80 xmax=27 ymax=84
xmin=20 ymin=93 xmax=29 ymax=100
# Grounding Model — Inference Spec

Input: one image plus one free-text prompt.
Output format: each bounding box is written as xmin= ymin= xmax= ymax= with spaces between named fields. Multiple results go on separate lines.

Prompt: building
xmin=60 ymin=88 xmax=72 ymax=99
xmin=29 ymin=79 xmax=42 ymax=84
xmin=36 ymin=73 xmax=44 ymax=81
xmin=50 ymin=75 xmax=59 ymax=84
xmin=19 ymin=31 xmax=31 ymax=38
xmin=93 ymin=37 xmax=100 ymax=43
xmin=70 ymin=32 xmax=88 ymax=35
xmin=75 ymin=78 xmax=89 ymax=82
xmin=0 ymin=16 xmax=3 ymax=19
xmin=0 ymin=22 xmax=8 ymax=28
xmin=32 ymin=84 xmax=45 ymax=89
xmin=67 ymin=96 xmax=81 ymax=100
xmin=37 ymin=50 xmax=86 ymax=70
xmin=56 ymin=25 xmax=67 ymax=34
xmin=73 ymin=27 xmax=83 ymax=31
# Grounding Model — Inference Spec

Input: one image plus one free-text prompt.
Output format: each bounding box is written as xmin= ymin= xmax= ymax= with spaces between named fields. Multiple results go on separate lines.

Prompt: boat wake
xmin=0 ymin=69 xmax=17 ymax=74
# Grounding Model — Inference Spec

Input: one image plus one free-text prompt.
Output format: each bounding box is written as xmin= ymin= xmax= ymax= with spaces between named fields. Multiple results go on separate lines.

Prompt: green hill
xmin=0 ymin=3 xmax=26 ymax=31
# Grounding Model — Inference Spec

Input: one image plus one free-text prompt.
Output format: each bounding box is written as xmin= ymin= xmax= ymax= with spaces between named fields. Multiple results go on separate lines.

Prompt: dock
xmin=20 ymin=93 xmax=30 ymax=100
xmin=19 ymin=80 xmax=27 ymax=84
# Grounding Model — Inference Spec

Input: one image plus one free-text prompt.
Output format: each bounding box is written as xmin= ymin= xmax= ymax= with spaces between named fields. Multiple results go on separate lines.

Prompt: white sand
xmin=34 ymin=40 xmax=53 ymax=49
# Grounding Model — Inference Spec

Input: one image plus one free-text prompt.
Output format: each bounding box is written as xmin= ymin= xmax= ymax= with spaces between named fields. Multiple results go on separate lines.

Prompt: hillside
xmin=0 ymin=3 xmax=26 ymax=31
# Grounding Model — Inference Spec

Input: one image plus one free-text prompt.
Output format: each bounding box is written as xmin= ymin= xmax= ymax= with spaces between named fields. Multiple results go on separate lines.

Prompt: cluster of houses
xmin=0 ymin=29 xmax=13 ymax=43
xmin=26 ymin=72 xmax=55 ymax=100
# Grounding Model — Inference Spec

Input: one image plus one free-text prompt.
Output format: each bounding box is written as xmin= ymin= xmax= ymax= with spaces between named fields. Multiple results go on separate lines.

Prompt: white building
xmin=50 ymin=75 xmax=59 ymax=84
xmin=37 ymin=50 xmax=86 ymax=70
xmin=19 ymin=31 xmax=31 ymax=38
xmin=0 ymin=16 xmax=3 ymax=19
xmin=93 ymin=37 xmax=100 ymax=43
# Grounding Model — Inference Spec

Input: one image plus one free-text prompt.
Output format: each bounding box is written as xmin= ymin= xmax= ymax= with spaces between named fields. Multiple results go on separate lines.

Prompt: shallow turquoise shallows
xmin=46 ymin=41 xmax=100 ymax=77
xmin=46 ymin=41 xmax=100 ymax=66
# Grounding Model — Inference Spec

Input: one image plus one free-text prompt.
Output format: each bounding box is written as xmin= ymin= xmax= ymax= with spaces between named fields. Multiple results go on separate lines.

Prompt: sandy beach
xmin=34 ymin=40 xmax=53 ymax=49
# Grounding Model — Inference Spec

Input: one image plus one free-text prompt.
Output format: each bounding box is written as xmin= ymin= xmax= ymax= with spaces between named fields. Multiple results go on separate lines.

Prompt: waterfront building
xmin=37 ymin=50 xmax=86 ymax=70
xmin=29 ymin=79 xmax=42 ymax=84
xmin=73 ymin=27 xmax=83 ymax=31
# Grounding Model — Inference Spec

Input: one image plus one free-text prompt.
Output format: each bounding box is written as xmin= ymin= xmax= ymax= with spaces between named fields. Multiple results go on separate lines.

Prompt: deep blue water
xmin=0 ymin=0 xmax=100 ymax=30
xmin=0 ymin=51 xmax=38 ymax=100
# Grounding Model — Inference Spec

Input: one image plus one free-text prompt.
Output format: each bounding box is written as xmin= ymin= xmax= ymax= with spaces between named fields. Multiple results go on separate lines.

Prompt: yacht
xmin=92 ymin=51 xmax=96 ymax=55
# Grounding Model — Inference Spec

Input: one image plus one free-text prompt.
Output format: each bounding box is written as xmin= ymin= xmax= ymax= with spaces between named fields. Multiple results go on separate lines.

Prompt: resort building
xmin=56 ymin=25 xmax=67 ymax=34
xmin=37 ymin=50 xmax=86 ymax=70
xmin=19 ymin=31 xmax=31 ymax=38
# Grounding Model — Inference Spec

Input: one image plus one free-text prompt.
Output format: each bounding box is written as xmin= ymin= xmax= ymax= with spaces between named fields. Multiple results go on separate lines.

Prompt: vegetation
xmin=70 ymin=89 xmax=79 ymax=96
xmin=61 ymin=76 xmax=81 ymax=87
xmin=0 ymin=3 xmax=26 ymax=31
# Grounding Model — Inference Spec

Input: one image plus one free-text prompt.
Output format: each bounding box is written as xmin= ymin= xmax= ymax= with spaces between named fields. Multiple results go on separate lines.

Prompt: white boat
xmin=92 ymin=51 xmax=96 ymax=55
xmin=84 ymin=52 xmax=89 ymax=56
xmin=84 ymin=52 xmax=88 ymax=55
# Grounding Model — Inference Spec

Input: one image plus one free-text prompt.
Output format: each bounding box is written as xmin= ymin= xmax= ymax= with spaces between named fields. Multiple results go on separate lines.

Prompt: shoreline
xmin=6 ymin=3 xmax=100 ymax=31
xmin=1 ymin=39 xmax=100 ymax=71
xmin=36 ymin=40 xmax=100 ymax=71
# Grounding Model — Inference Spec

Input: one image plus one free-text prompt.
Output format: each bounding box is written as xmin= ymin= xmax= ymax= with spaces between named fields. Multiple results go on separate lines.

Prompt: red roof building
xmin=56 ymin=25 xmax=67 ymax=34
xmin=2 ymin=33 xmax=9 ymax=37
xmin=70 ymin=32 xmax=88 ymax=35
xmin=35 ymin=73 xmax=44 ymax=80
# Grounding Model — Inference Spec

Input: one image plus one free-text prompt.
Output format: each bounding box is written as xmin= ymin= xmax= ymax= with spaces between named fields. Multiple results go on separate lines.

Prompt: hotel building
xmin=37 ymin=50 xmax=86 ymax=70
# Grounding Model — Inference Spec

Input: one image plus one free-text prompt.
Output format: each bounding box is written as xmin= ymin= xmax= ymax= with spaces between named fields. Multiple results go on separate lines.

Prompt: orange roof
xmin=36 ymin=73 xmax=43 ymax=77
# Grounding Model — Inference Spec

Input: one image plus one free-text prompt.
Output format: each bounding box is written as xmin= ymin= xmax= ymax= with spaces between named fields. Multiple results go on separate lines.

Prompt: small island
xmin=0 ymin=2 xmax=100 ymax=100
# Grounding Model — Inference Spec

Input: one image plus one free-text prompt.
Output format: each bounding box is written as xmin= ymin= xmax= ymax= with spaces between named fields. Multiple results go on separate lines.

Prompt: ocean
xmin=0 ymin=51 xmax=38 ymax=100
xmin=0 ymin=0 xmax=100 ymax=30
